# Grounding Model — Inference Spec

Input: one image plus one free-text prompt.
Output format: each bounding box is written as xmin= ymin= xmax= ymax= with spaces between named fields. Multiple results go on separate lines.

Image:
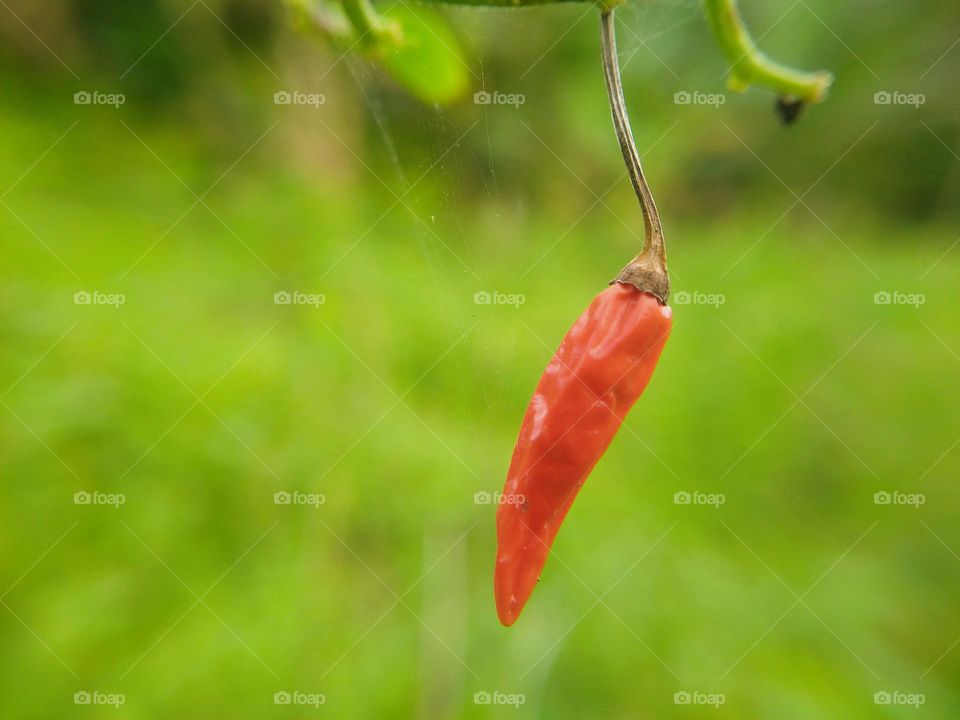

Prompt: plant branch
xmin=703 ymin=0 xmax=832 ymax=103
xmin=414 ymin=0 xmax=584 ymax=6
xmin=340 ymin=0 xmax=399 ymax=46
xmin=286 ymin=0 xmax=354 ymax=41
xmin=600 ymin=9 xmax=670 ymax=303
xmin=599 ymin=9 xmax=665 ymax=266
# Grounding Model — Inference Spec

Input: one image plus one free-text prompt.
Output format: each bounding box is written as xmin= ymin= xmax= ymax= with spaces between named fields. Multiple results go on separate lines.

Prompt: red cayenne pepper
xmin=495 ymin=8 xmax=672 ymax=626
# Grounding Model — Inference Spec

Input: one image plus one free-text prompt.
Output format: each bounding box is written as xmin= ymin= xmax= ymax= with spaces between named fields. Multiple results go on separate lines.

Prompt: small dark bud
xmin=775 ymin=95 xmax=805 ymax=125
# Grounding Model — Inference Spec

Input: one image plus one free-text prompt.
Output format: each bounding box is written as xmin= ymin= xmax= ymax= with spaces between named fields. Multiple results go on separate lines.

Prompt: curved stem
xmin=410 ymin=0 xmax=583 ymax=5
xmin=703 ymin=0 xmax=832 ymax=103
xmin=286 ymin=0 xmax=353 ymax=41
xmin=599 ymin=8 xmax=665 ymax=267
xmin=340 ymin=0 xmax=397 ymax=47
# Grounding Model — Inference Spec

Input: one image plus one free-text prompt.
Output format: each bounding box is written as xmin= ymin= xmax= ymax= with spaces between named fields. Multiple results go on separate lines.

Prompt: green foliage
xmin=1 ymin=1 xmax=959 ymax=716
xmin=1 ymin=87 xmax=960 ymax=717
xmin=376 ymin=4 xmax=471 ymax=104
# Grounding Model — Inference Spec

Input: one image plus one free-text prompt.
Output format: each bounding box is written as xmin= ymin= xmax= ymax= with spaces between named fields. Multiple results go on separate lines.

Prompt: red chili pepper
xmin=494 ymin=8 xmax=672 ymax=626
xmin=495 ymin=283 xmax=671 ymax=625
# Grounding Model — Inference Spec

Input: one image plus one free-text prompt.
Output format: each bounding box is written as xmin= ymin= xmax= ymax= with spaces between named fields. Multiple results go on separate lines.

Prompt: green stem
xmin=703 ymin=0 xmax=832 ymax=102
xmin=286 ymin=0 xmax=353 ymax=41
xmin=423 ymin=0 xmax=582 ymax=5
xmin=340 ymin=0 xmax=398 ymax=46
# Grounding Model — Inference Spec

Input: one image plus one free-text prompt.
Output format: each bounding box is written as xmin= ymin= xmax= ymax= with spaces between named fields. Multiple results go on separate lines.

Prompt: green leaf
xmin=373 ymin=4 xmax=470 ymax=105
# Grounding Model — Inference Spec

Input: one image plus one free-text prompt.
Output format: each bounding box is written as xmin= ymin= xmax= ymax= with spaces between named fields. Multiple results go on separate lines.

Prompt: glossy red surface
xmin=495 ymin=283 xmax=672 ymax=625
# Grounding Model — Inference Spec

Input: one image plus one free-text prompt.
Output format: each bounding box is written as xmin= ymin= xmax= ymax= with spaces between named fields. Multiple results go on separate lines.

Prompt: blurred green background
xmin=1 ymin=0 xmax=959 ymax=717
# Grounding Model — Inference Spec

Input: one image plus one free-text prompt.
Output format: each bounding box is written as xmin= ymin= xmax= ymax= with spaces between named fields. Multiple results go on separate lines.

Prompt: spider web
xmin=334 ymin=0 xmax=700 ymax=467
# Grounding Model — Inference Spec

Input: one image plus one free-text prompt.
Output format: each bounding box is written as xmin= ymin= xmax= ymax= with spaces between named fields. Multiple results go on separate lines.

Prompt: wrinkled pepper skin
xmin=495 ymin=282 xmax=672 ymax=626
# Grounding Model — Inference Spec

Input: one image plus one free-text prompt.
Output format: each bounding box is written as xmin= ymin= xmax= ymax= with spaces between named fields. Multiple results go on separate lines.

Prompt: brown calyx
xmin=611 ymin=248 xmax=670 ymax=305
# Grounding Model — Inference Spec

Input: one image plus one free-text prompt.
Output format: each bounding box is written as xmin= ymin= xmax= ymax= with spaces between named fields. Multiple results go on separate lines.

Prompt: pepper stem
xmin=599 ymin=8 xmax=670 ymax=304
